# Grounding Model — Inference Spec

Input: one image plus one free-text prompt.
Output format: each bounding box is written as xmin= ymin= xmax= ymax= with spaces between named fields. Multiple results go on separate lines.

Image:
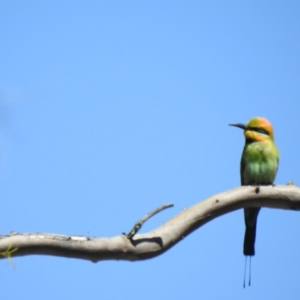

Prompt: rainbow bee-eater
xmin=230 ymin=117 xmax=279 ymax=284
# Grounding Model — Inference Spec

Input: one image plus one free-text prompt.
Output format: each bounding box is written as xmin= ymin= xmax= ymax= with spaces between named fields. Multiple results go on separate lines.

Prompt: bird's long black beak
xmin=229 ymin=123 xmax=248 ymax=130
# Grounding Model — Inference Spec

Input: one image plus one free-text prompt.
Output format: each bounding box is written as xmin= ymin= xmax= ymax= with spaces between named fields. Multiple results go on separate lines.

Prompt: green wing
xmin=240 ymin=147 xmax=246 ymax=186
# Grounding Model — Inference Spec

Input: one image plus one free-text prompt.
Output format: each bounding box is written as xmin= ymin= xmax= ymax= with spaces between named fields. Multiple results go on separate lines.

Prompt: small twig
xmin=125 ymin=203 xmax=174 ymax=239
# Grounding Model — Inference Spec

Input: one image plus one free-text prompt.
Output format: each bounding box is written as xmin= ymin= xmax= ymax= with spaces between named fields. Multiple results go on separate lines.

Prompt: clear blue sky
xmin=1 ymin=1 xmax=300 ymax=299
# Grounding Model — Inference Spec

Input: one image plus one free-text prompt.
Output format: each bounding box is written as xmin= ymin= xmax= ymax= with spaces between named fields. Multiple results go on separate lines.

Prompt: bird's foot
xmin=253 ymin=185 xmax=260 ymax=194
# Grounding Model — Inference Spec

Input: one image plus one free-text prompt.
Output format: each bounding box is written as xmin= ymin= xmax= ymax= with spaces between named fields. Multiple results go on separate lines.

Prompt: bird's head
xmin=229 ymin=117 xmax=274 ymax=142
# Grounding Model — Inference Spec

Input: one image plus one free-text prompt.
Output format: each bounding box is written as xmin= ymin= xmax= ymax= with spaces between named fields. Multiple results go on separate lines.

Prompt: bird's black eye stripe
xmin=248 ymin=127 xmax=269 ymax=135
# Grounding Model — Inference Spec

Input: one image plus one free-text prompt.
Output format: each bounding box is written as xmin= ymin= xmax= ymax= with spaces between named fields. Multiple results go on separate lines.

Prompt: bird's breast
xmin=241 ymin=141 xmax=279 ymax=185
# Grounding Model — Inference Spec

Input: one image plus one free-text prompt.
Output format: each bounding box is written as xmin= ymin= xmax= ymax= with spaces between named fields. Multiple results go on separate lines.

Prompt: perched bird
xmin=230 ymin=117 xmax=279 ymax=284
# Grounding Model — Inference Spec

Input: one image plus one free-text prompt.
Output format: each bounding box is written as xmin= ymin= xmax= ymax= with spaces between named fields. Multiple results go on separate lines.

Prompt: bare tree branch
xmin=125 ymin=203 xmax=174 ymax=239
xmin=1 ymin=185 xmax=299 ymax=263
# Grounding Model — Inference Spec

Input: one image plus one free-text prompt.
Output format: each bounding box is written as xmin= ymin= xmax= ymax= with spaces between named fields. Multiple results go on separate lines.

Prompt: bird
xmin=229 ymin=117 xmax=279 ymax=285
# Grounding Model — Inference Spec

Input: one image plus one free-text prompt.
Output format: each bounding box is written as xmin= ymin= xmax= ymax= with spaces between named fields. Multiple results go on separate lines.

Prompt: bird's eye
xmin=256 ymin=128 xmax=269 ymax=135
xmin=249 ymin=127 xmax=269 ymax=135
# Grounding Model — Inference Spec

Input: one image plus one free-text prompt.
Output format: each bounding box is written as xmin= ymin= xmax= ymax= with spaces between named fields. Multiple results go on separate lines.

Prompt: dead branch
xmin=1 ymin=185 xmax=299 ymax=263
xmin=125 ymin=203 xmax=174 ymax=239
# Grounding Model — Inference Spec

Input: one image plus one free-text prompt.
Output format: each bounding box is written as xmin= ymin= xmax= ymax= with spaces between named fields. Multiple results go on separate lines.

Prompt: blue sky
xmin=1 ymin=1 xmax=300 ymax=299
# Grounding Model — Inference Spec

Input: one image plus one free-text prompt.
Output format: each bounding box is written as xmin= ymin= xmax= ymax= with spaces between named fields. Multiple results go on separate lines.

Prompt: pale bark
xmin=0 ymin=185 xmax=299 ymax=263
